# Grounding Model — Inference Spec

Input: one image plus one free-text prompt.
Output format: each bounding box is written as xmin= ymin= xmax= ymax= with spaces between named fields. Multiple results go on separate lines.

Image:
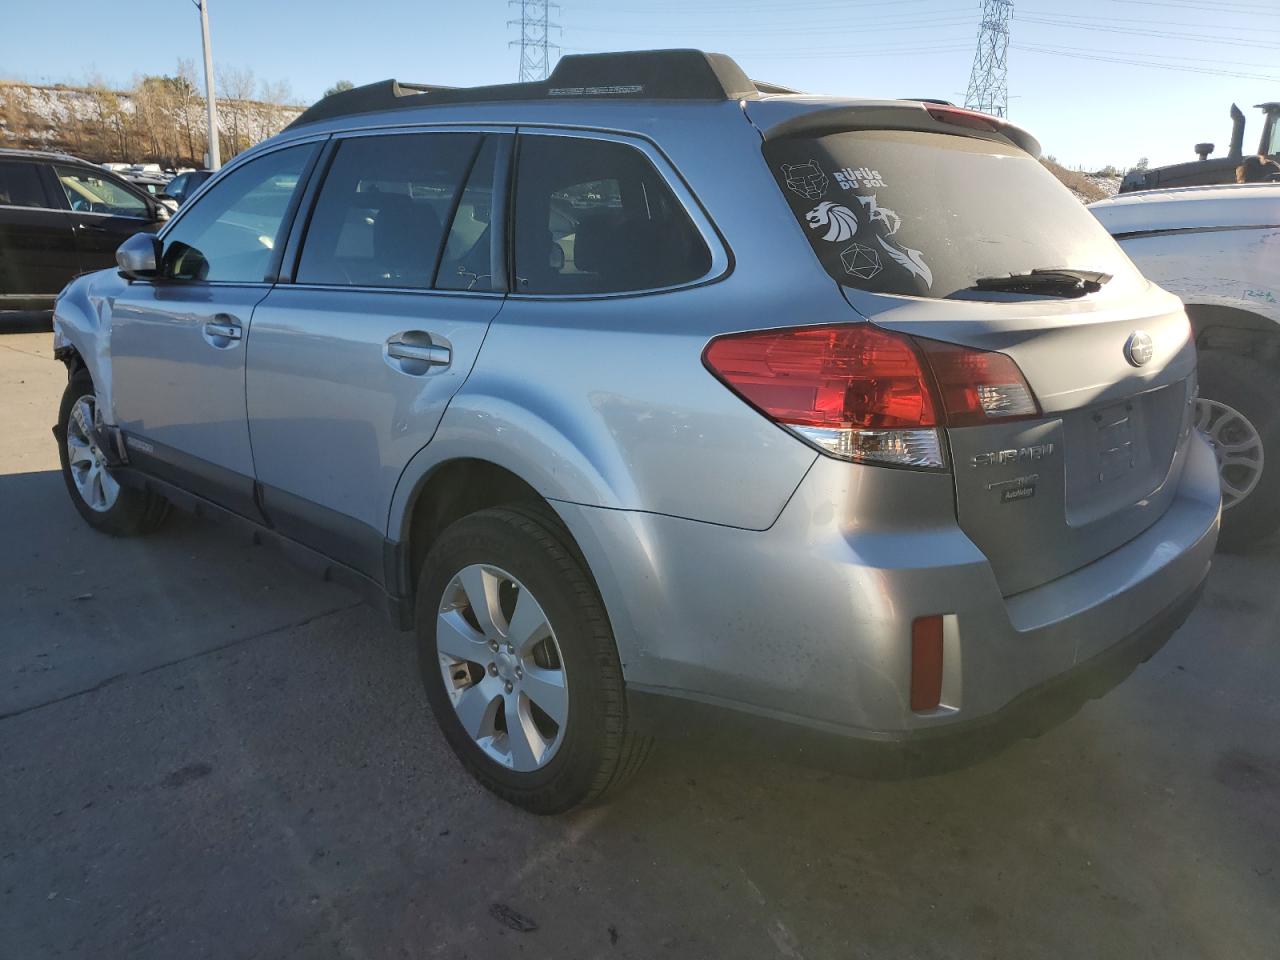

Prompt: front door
xmin=0 ymin=159 xmax=79 ymax=304
xmin=246 ymin=130 xmax=510 ymax=577
xmin=109 ymin=141 xmax=320 ymax=517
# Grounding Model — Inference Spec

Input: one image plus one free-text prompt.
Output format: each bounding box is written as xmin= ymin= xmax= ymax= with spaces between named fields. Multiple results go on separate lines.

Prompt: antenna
xmin=508 ymin=1 xmax=561 ymax=82
xmin=964 ymin=0 xmax=1012 ymax=118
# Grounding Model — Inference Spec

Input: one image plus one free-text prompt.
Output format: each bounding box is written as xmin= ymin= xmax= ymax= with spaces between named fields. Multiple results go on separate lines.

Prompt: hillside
xmin=1042 ymin=157 xmax=1122 ymax=202
xmin=0 ymin=79 xmax=302 ymax=167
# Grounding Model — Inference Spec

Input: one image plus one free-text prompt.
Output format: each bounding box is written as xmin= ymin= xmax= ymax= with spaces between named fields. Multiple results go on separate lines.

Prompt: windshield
xmin=764 ymin=128 xmax=1142 ymax=300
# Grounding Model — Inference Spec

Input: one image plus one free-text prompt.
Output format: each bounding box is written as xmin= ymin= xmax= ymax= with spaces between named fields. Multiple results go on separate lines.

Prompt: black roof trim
xmin=287 ymin=49 xmax=763 ymax=130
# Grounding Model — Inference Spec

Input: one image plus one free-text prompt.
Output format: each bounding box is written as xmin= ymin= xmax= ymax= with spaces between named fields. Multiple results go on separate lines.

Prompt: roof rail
xmin=287 ymin=49 xmax=768 ymax=130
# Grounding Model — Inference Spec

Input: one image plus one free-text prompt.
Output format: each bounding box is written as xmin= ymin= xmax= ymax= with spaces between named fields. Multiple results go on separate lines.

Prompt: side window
xmin=513 ymin=136 xmax=712 ymax=295
xmin=161 ymin=143 xmax=315 ymax=283
xmin=436 ymin=136 xmax=501 ymax=292
xmin=0 ymin=162 xmax=50 ymax=208
xmin=296 ymin=132 xmax=479 ymax=289
xmin=54 ymin=167 xmax=148 ymax=217
xmin=166 ymin=173 xmax=188 ymax=198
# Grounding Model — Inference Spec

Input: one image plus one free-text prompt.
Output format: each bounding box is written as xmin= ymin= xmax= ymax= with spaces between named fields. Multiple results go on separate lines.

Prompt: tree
xmin=323 ymin=80 xmax=354 ymax=98
xmin=216 ymin=65 xmax=256 ymax=158
xmin=1134 ymin=157 xmax=1150 ymax=170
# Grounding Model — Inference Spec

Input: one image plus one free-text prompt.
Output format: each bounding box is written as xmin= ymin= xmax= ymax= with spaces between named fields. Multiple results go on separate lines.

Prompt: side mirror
xmin=116 ymin=233 xmax=162 ymax=280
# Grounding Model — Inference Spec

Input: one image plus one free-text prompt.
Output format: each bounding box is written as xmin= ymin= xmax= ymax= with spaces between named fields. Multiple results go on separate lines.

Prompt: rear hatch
xmin=755 ymin=103 xmax=1198 ymax=595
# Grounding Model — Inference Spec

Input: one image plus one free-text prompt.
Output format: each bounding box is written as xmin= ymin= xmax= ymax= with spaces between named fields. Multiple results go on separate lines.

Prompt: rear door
xmin=49 ymin=164 xmax=165 ymax=271
xmin=762 ymin=118 xmax=1198 ymax=596
xmin=0 ymin=159 xmax=79 ymax=302
xmin=244 ymin=129 xmax=511 ymax=577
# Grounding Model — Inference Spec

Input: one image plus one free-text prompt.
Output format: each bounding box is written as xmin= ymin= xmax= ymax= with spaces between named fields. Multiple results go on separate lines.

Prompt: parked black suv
xmin=0 ymin=148 xmax=169 ymax=312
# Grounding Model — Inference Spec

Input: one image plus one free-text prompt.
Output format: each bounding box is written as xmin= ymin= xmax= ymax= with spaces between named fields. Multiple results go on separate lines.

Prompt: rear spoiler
xmin=756 ymin=101 xmax=1042 ymax=159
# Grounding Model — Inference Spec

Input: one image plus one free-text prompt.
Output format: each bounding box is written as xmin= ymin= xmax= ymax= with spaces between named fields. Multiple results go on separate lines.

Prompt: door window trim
xmin=507 ymin=126 xmax=731 ymax=301
xmin=275 ymin=124 xmax=516 ymax=298
xmin=145 ymin=136 xmax=327 ymax=288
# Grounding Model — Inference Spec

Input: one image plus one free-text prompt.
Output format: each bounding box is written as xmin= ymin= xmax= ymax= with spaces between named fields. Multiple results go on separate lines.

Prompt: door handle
xmin=386 ymin=338 xmax=450 ymax=366
xmin=202 ymin=315 xmax=242 ymax=345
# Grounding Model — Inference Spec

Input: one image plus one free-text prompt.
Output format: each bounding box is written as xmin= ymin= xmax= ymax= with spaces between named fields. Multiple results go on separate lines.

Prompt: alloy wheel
xmin=65 ymin=394 xmax=120 ymax=513
xmin=1196 ymin=397 xmax=1265 ymax=510
xmin=436 ymin=563 xmax=568 ymax=772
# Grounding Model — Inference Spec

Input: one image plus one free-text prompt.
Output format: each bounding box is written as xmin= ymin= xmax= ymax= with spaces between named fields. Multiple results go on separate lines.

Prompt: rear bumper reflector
xmin=911 ymin=615 xmax=945 ymax=712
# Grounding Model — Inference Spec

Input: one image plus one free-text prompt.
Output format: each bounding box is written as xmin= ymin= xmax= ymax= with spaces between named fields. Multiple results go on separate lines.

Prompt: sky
xmin=2 ymin=0 xmax=1277 ymax=171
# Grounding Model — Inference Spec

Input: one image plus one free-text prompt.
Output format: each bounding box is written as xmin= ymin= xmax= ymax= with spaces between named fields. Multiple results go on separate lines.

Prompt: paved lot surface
xmin=2 ymin=330 xmax=1278 ymax=959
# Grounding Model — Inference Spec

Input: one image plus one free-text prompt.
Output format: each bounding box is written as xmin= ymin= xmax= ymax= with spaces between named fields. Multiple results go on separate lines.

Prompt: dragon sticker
xmin=805 ymin=202 xmax=859 ymax=242
xmin=780 ymin=160 xmax=829 ymax=201
xmin=877 ymin=235 xmax=933 ymax=288
xmin=856 ymin=195 xmax=902 ymax=236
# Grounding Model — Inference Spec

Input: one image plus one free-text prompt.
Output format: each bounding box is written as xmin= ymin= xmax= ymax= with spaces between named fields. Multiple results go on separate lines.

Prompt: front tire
xmin=1196 ymin=352 xmax=1280 ymax=551
xmin=57 ymin=372 xmax=169 ymax=536
xmin=416 ymin=507 xmax=651 ymax=814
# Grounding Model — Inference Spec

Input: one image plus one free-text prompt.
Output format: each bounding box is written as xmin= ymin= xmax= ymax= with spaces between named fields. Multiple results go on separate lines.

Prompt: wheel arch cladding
xmin=1188 ymin=302 xmax=1280 ymax=368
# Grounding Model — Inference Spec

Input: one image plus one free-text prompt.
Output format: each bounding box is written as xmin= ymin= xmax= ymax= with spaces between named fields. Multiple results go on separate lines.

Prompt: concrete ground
xmin=2 ymin=330 xmax=1277 ymax=959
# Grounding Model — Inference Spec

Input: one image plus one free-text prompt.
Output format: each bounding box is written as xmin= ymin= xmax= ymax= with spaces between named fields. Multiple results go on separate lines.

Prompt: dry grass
xmin=1041 ymin=158 xmax=1109 ymax=203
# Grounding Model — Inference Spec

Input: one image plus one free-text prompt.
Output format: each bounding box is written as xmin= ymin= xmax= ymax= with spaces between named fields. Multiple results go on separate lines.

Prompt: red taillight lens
xmin=703 ymin=324 xmax=1040 ymax=469
xmin=917 ymin=338 xmax=1040 ymax=427
xmin=703 ymin=324 xmax=937 ymax=429
xmin=703 ymin=324 xmax=944 ymax=468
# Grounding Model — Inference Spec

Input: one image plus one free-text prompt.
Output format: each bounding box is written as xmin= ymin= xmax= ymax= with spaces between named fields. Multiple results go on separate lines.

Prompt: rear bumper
xmin=626 ymin=575 xmax=1205 ymax=777
xmin=554 ymin=430 xmax=1220 ymax=758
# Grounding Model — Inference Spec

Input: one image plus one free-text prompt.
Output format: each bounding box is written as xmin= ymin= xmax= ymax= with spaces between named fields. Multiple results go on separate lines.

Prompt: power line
xmin=1109 ymin=0 xmax=1280 ymax=15
xmin=965 ymin=0 xmax=1013 ymax=118
xmin=1013 ymin=43 xmax=1278 ymax=81
xmin=508 ymin=1 xmax=560 ymax=82
xmin=569 ymin=16 xmax=976 ymax=39
xmin=1016 ymin=13 xmax=1280 ymax=49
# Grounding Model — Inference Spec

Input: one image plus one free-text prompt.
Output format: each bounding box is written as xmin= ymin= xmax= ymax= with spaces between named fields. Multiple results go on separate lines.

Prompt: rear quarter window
xmin=764 ymin=129 xmax=1141 ymax=300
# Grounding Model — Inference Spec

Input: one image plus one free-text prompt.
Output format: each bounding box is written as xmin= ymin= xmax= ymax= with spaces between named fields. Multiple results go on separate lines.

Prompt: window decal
xmin=834 ymin=166 xmax=887 ymax=190
xmin=839 ymin=242 xmax=883 ymax=280
xmin=856 ymin=195 xmax=902 ymax=236
xmin=780 ymin=161 xmax=829 ymax=201
xmin=805 ymin=202 xmax=859 ymax=243
xmin=876 ymin=235 xmax=933 ymax=288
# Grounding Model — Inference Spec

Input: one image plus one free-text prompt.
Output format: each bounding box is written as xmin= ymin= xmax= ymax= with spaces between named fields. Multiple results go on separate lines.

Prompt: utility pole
xmin=508 ymin=1 xmax=560 ymax=82
xmin=963 ymin=0 xmax=1013 ymax=118
xmin=197 ymin=0 xmax=221 ymax=169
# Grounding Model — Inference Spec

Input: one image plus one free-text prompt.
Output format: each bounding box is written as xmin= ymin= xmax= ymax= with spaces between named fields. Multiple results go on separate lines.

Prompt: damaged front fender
xmin=51 ymin=268 xmax=130 ymax=426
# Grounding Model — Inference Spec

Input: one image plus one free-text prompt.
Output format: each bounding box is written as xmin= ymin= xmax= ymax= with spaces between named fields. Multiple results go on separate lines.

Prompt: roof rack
xmin=287 ymin=49 xmax=792 ymax=129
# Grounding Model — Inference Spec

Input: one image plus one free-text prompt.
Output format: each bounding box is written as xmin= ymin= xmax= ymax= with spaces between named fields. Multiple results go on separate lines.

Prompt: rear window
xmin=764 ymin=129 xmax=1140 ymax=300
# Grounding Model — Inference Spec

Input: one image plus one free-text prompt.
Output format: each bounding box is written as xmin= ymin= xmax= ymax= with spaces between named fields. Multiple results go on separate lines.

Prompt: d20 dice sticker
xmin=780 ymin=160 xmax=829 ymax=201
xmin=840 ymin=242 xmax=882 ymax=280
xmin=805 ymin=201 xmax=859 ymax=242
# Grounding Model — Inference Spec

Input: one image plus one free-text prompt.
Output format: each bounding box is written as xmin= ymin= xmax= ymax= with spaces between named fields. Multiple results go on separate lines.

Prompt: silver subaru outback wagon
xmin=51 ymin=50 xmax=1220 ymax=813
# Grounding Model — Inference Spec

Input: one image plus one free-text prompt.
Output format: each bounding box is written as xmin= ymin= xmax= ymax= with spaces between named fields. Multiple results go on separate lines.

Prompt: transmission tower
xmin=964 ymin=0 xmax=1012 ymax=118
xmin=508 ymin=1 xmax=560 ymax=82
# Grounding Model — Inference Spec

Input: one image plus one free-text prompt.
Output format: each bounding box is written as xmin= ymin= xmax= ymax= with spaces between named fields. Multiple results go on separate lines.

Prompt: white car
xmin=1091 ymin=184 xmax=1280 ymax=549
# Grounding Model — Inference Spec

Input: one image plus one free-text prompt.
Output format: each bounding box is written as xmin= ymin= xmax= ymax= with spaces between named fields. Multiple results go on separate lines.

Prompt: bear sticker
xmin=781 ymin=160 xmax=829 ymax=201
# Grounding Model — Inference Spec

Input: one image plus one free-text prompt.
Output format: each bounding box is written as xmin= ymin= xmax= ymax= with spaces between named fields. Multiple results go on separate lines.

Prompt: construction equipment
xmin=1119 ymin=102 xmax=1280 ymax=193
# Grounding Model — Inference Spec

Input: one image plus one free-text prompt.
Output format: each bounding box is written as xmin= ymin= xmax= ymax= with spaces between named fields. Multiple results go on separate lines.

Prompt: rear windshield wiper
xmin=968 ymin=268 xmax=1113 ymax=298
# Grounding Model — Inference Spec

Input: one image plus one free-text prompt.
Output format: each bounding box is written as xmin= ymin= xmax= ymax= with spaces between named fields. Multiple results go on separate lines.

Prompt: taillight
xmin=703 ymin=324 xmax=1039 ymax=470
xmin=916 ymin=338 xmax=1040 ymax=427
xmin=925 ymin=103 xmax=1003 ymax=134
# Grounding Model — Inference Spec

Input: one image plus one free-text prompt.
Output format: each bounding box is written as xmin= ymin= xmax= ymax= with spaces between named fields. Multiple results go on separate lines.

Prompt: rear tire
xmin=1196 ymin=351 xmax=1280 ymax=551
xmin=57 ymin=372 xmax=169 ymax=536
xmin=415 ymin=506 xmax=652 ymax=814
